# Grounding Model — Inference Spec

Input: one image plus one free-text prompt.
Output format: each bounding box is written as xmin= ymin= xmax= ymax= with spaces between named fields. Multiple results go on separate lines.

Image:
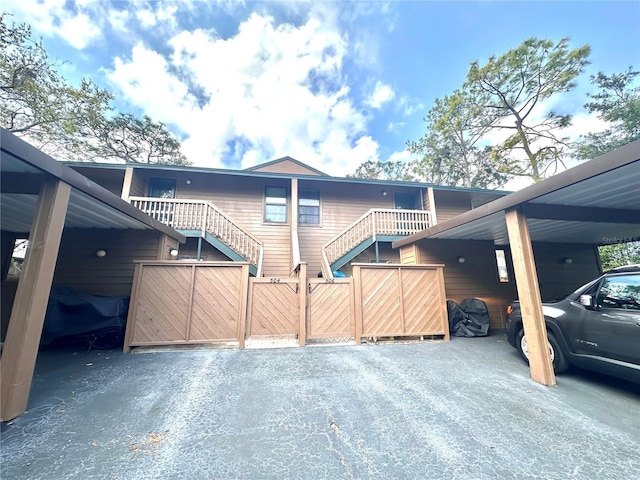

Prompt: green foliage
xmin=0 ymin=14 xmax=112 ymax=152
xmin=577 ymin=67 xmax=640 ymax=159
xmin=599 ymin=242 xmax=640 ymax=271
xmin=464 ymin=37 xmax=591 ymax=183
xmin=348 ymin=159 xmax=415 ymax=181
xmin=0 ymin=14 xmax=189 ymax=165
xmin=408 ymin=90 xmax=509 ymax=188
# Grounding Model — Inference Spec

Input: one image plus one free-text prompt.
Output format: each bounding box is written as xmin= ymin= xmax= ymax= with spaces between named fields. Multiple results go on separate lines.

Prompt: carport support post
xmin=1 ymin=179 xmax=71 ymax=421
xmin=505 ymin=207 xmax=556 ymax=386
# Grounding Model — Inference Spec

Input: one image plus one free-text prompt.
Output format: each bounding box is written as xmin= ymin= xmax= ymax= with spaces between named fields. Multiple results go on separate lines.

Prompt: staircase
xmin=130 ymin=197 xmax=264 ymax=277
xmin=321 ymin=209 xmax=432 ymax=278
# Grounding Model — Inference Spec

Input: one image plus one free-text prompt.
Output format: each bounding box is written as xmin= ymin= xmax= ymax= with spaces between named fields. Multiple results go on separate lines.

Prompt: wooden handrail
xmin=130 ymin=197 xmax=264 ymax=270
xmin=322 ymin=209 xmax=432 ymax=265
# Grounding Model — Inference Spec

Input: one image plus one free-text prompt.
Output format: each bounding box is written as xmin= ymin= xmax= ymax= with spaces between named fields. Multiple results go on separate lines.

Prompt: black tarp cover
xmin=41 ymin=287 xmax=129 ymax=347
xmin=447 ymin=298 xmax=491 ymax=337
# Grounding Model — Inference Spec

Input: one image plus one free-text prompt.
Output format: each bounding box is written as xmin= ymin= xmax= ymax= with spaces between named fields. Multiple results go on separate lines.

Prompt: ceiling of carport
xmin=0 ymin=130 xmax=184 ymax=241
xmin=395 ymin=141 xmax=640 ymax=247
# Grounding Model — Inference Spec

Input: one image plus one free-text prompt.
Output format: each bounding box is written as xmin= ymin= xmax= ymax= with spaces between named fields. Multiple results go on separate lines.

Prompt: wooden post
xmin=427 ymin=187 xmax=438 ymax=225
xmin=291 ymin=178 xmax=299 ymax=227
xmin=1 ymin=231 xmax=16 ymax=282
xmin=505 ymin=207 xmax=555 ymax=386
xmin=122 ymin=263 xmax=143 ymax=353
xmin=353 ymin=265 xmax=363 ymax=344
xmin=1 ymin=179 xmax=71 ymax=421
xmin=121 ymin=167 xmax=134 ymax=201
xmin=238 ymin=264 xmax=249 ymax=349
xmin=298 ymin=262 xmax=307 ymax=346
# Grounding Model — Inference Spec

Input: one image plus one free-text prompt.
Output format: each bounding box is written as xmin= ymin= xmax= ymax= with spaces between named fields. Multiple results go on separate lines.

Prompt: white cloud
xmin=367 ymin=81 xmax=395 ymax=109
xmin=5 ymin=0 xmax=103 ymax=49
xmin=107 ymin=11 xmax=386 ymax=175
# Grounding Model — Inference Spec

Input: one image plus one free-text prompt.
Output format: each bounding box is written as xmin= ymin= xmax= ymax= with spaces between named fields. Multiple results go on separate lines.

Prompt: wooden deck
xmin=130 ymin=197 xmax=264 ymax=276
xmin=321 ymin=209 xmax=432 ymax=277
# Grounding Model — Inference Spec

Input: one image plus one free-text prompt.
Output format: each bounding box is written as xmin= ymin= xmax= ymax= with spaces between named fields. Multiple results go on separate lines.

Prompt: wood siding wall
xmin=413 ymin=239 xmax=507 ymax=328
xmin=412 ymin=240 xmax=603 ymax=329
xmin=126 ymin=170 xmax=484 ymax=277
xmin=532 ymin=243 xmax=602 ymax=301
xmin=135 ymin=170 xmax=291 ymax=277
xmin=52 ymin=229 xmax=165 ymax=296
xmin=432 ymin=191 xmax=473 ymax=223
xmin=298 ymin=181 xmax=418 ymax=275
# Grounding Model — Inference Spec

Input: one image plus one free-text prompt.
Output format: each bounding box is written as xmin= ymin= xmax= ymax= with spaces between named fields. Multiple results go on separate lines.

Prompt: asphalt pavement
xmin=1 ymin=333 xmax=639 ymax=479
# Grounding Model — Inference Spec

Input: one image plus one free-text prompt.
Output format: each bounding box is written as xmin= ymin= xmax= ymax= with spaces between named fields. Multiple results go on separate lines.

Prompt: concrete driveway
xmin=1 ymin=333 xmax=638 ymax=479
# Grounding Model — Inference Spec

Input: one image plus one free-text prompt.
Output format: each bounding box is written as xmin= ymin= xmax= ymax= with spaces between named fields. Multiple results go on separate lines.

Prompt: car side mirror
xmin=579 ymin=294 xmax=594 ymax=309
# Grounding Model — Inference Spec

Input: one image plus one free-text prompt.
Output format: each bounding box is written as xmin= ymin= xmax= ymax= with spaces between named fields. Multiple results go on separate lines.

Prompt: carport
xmin=395 ymin=140 xmax=640 ymax=386
xmin=0 ymin=129 xmax=185 ymax=421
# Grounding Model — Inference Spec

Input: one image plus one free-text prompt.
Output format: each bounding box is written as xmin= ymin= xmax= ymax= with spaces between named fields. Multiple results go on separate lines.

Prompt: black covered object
xmin=41 ymin=287 xmax=129 ymax=349
xmin=447 ymin=298 xmax=490 ymax=337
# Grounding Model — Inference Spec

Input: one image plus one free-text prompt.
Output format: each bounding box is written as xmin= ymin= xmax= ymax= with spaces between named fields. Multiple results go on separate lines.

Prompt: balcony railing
xmin=130 ymin=197 xmax=263 ymax=276
xmin=321 ymin=209 xmax=432 ymax=273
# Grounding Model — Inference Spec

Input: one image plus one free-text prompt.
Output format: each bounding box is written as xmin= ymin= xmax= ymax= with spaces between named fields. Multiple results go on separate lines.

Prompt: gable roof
xmin=244 ymin=156 xmax=328 ymax=176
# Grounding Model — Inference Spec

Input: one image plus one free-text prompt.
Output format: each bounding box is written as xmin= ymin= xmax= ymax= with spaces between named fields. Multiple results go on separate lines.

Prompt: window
xmin=596 ymin=275 xmax=640 ymax=310
xmin=495 ymin=249 xmax=509 ymax=282
xmin=264 ymin=186 xmax=287 ymax=223
xmin=299 ymin=189 xmax=320 ymax=225
xmin=149 ymin=178 xmax=176 ymax=198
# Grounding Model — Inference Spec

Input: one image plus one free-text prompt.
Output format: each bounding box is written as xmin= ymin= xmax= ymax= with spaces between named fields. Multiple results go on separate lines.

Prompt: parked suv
xmin=506 ymin=265 xmax=640 ymax=383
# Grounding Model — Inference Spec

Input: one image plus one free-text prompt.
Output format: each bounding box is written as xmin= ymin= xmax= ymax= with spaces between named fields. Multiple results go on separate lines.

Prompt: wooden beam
xmin=505 ymin=206 xmax=555 ymax=386
xmin=1 ymin=178 xmax=71 ymax=421
xmin=121 ymin=167 xmax=134 ymax=201
xmin=522 ymin=202 xmax=640 ymax=224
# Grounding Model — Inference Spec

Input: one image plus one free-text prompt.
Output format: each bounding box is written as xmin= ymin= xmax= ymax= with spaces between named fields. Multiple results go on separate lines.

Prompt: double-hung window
xmin=264 ymin=186 xmax=287 ymax=223
xmin=299 ymin=189 xmax=320 ymax=225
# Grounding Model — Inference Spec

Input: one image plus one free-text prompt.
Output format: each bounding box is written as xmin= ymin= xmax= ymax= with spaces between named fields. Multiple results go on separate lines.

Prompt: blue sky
xmin=4 ymin=1 xmax=639 ymax=178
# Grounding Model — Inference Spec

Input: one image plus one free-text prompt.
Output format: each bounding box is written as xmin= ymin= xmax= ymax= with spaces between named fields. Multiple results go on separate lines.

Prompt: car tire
xmin=515 ymin=328 xmax=570 ymax=374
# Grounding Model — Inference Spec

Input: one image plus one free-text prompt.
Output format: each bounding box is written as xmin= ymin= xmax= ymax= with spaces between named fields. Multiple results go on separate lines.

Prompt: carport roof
xmin=395 ymin=140 xmax=640 ymax=247
xmin=0 ymin=129 xmax=185 ymax=241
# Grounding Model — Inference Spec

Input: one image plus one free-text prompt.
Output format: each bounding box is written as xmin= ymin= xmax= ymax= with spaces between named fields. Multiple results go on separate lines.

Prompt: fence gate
xmin=246 ymin=278 xmax=300 ymax=337
xmin=307 ymin=279 xmax=354 ymax=339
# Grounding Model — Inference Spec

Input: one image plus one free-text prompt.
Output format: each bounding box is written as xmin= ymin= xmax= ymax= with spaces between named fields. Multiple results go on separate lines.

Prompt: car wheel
xmin=515 ymin=329 xmax=569 ymax=374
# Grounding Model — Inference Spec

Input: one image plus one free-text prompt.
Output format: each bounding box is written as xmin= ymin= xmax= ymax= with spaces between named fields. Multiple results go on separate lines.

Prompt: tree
xmin=577 ymin=67 xmax=640 ymax=159
xmin=84 ymin=113 xmax=189 ymax=165
xmin=0 ymin=14 xmax=189 ymax=165
xmin=348 ymin=159 xmax=415 ymax=181
xmin=0 ymin=15 xmax=112 ymax=154
xmin=408 ymin=90 xmax=509 ymax=188
xmin=598 ymin=242 xmax=640 ymax=271
xmin=464 ymin=37 xmax=591 ymax=183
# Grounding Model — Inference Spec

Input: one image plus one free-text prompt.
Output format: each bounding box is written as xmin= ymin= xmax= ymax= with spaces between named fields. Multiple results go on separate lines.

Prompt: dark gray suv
xmin=506 ymin=265 xmax=640 ymax=383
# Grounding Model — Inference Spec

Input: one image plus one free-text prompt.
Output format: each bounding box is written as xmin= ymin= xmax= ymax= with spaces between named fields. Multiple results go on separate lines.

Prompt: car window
xmin=596 ymin=275 xmax=640 ymax=310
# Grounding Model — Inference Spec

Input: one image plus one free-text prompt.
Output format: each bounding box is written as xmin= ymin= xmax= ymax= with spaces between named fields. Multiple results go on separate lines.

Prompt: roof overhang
xmin=1 ymin=129 xmax=185 ymax=242
xmin=394 ymin=140 xmax=640 ymax=247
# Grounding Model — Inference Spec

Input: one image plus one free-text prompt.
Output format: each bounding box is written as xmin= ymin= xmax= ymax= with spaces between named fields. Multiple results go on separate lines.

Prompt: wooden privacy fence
xmin=123 ymin=261 xmax=250 ymax=351
xmin=124 ymin=262 xmax=448 ymax=351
